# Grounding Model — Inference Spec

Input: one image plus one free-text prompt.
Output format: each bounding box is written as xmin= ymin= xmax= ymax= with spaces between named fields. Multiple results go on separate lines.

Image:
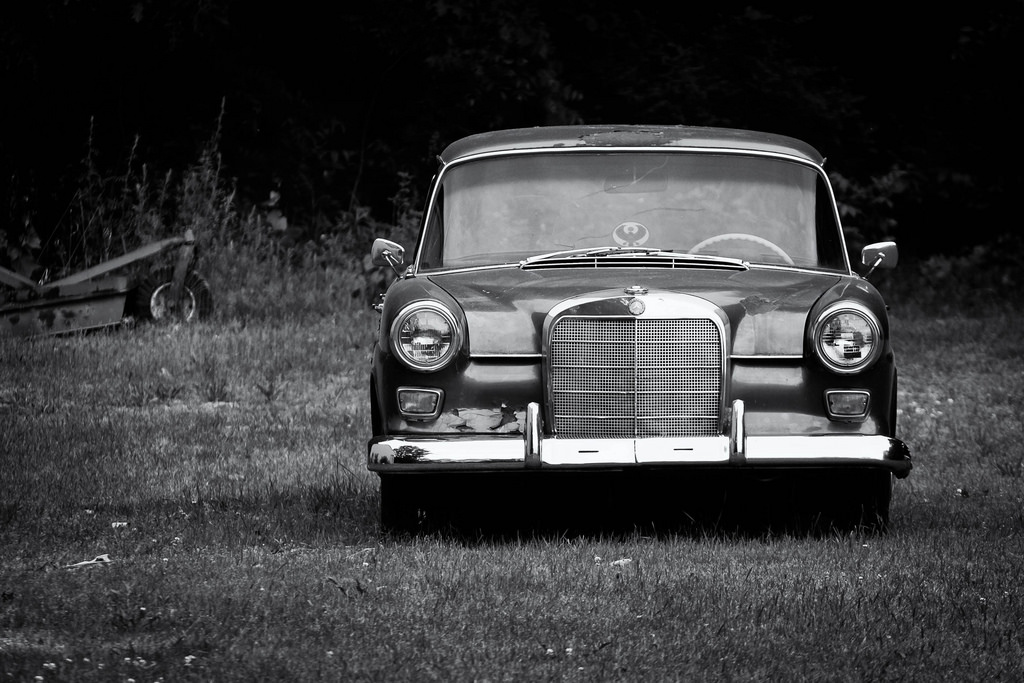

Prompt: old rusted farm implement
xmin=1 ymin=230 xmax=212 ymax=337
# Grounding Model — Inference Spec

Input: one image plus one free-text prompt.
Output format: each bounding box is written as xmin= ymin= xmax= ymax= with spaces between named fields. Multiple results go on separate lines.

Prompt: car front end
xmin=367 ymin=125 xmax=911 ymax=530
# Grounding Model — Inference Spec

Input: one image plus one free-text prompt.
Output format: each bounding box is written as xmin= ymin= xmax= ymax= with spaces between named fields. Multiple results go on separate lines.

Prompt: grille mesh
xmin=550 ymin=317 xmax=722 ymax=438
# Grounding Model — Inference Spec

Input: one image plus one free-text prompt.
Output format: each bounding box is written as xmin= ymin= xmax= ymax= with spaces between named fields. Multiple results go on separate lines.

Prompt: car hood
xmin=428 ymin=266 xmax=846 ymax=356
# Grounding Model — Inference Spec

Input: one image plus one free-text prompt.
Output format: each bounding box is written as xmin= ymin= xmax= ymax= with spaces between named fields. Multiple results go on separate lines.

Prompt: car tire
xmin=132 ymin=267 xmax=213 ymax=323
xmin=855 ymin=470 xmax=893 ymax=531
xmin=827 ymin=470 xmax=892 ymax=532
xmin=379 ymin=474 xmax=421 ymax=534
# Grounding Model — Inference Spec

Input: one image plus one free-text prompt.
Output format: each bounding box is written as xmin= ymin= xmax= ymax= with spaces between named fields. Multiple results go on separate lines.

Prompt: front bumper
xmin=367 ymin=400 xmax=912 ymax=478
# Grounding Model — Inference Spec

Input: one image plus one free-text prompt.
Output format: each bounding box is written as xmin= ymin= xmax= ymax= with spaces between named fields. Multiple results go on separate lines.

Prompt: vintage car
xmin=367 ymin=125 xmax=911 ymax=532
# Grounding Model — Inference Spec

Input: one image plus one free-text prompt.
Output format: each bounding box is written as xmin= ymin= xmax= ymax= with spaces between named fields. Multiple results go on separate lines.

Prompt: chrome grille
xmin=550 ymin=317 xmax=722 ymax=438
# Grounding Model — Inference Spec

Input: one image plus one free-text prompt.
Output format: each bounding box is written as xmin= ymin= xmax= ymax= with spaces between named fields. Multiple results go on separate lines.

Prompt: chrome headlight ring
xmin=389 ymin=301 xmax=462 ymax=372
xmin=811 ymin=301 xmax=883 ymax=374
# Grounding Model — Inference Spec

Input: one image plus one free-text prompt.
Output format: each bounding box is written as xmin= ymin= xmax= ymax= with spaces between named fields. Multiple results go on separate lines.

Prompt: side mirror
xmin=371 ymin=238 xmax=406 ymax=275
xmin=861 ymin=241 xmax=898 ymax=278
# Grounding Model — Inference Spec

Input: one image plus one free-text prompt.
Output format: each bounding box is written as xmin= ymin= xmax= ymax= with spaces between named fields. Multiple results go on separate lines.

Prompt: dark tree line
xmin=3 ymin=0 xmax=1022 ymax=263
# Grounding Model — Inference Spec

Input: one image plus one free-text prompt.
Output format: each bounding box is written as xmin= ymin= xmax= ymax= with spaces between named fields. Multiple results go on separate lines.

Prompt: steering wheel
xmin=688 ymin=232 xmax=794 ymax=265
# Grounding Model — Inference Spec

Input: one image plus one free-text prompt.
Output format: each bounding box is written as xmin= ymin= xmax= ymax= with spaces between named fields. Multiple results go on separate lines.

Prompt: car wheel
xmin=132 ymin=267 xmax=213 ymax=323
xmin=379 ymin=474 xmax=421 ymax=534
xmin=854 ymin=470 xmax=893 ymax=531
xmin=823 ymin=470 xmax=892 ymax=532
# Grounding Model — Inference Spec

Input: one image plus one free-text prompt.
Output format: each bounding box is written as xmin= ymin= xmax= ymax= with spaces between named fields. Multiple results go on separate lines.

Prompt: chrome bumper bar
xmin=367 ymin=400 xmax=912 ymax=477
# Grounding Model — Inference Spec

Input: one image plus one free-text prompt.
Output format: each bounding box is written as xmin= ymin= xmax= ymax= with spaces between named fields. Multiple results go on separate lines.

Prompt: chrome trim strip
xmin=369 ymin=437 xmax=525 ymax=469
xmin=730 ymin=399 xmax=745 ymax=463
xmin=634 ymin=437 xmax=730 ymax=464
xmin=542 ymin=438 xmax=635 ymax=466
xmin=730 ymin=354 xmax=803 ymax=361
xmin=525 ymin=402 xmax=542 ymax=468
xmin=469 ymin=353 xmax=543 ymax=360
xmin=745 ymin=435 xmax=911 ymax=474
xmin=368 ymin=433 xmax=911 ymax=474
xmin=745 ymin=263 xmax=848 ymax=277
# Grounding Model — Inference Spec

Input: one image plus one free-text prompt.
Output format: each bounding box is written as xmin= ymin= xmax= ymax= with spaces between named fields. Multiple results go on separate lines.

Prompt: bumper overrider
xmin=368 ymin=400 xmax=912 ymax=477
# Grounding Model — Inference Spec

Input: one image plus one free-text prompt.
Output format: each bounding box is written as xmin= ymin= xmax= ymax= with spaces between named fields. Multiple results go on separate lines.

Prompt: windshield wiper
xmin=519 ymin=246 xmax=747 ymax=268
xmin=520 ymin=246 xmax=659 ymax=266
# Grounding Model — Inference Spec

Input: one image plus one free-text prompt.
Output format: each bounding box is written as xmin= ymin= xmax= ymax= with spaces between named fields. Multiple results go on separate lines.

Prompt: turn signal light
xmin=825 ymin=390 xmax=870 ymax=421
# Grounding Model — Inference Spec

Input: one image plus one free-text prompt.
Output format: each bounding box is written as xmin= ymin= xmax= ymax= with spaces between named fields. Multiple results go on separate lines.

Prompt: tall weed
xmin=7 ymin=103 xmax=409 ymax=323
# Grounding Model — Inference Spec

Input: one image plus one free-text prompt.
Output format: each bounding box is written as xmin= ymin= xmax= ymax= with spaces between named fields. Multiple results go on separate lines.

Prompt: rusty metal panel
xmin=1 ymin=278 xmax=132 ymax=338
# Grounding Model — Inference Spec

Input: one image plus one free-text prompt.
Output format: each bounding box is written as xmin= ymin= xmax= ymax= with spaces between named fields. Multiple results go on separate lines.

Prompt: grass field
xmin=2 ymin=293 xmax=1023 ymax=681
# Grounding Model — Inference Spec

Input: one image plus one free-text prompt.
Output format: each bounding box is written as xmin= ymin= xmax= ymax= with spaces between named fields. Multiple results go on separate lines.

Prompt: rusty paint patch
xmin=400 ymin=405 xmax=525 ymax=434
xmin=740 ymin=295 xmax=778 ymax=315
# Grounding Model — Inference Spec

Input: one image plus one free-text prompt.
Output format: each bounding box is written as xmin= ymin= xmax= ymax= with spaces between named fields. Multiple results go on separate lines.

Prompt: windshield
xmin=418 ymin=152 xmax=846 ymax=271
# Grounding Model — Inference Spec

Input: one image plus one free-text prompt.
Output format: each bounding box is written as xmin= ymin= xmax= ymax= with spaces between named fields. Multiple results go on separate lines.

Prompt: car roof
xmin=439 ymin=125 xmax=825 ymax=166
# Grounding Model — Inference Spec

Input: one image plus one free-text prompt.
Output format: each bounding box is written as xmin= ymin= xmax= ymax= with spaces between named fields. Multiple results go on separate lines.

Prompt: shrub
xmin=885 ymin=235 xmax=1024 ymax=314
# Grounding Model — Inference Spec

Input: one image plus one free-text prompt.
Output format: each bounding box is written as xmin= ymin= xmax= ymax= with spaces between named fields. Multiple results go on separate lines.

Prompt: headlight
xmin=812 ymin=302 xmax=883 ymax=373
xmin=390 ymin=301 xmax=462 ymax=372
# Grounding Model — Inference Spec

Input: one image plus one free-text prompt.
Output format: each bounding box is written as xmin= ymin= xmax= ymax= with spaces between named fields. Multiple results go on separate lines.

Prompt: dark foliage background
xmin=2 ymin=0 xmax=1021 ymax=271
